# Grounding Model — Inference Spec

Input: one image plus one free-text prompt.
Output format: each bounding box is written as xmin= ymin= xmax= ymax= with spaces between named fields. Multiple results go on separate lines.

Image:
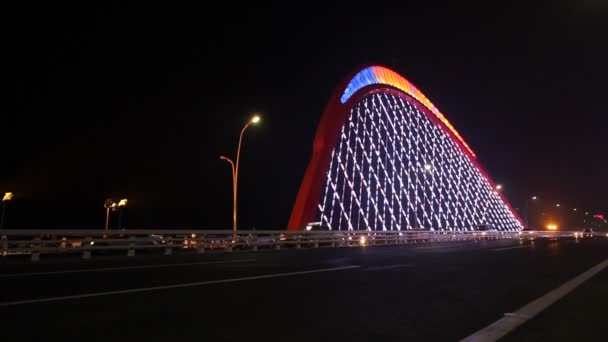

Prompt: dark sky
xmin=4 ymin=2 xmax=608 ymax=229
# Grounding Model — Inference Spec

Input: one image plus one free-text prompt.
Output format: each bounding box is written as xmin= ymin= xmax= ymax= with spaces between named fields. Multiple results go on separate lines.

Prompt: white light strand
xmin=318 ymin=93 xmax=522 ymax=231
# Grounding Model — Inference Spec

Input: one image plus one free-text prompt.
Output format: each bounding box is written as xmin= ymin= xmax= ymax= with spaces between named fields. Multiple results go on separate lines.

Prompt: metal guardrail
xmin=0 ymin=229 xmax=590 ymax=261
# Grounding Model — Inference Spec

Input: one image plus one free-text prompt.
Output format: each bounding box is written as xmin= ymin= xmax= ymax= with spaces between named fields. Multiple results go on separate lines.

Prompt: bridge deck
xmin=1 ymin=238 xmax=607 ymax=341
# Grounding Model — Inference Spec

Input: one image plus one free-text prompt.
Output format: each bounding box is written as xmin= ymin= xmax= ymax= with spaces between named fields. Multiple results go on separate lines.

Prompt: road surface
xmin=1 ymin=237 xmax=607 ymax=341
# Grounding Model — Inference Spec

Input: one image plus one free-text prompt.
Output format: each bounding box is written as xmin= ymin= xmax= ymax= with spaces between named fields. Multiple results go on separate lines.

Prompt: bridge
xmin=2 ymin=66 xmax=607 ymax=341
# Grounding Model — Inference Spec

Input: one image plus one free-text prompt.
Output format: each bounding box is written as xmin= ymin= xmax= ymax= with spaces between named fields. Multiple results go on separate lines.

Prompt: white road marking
xmin=491 ymin=245 xmax=532 ymax=252
xmin=0 ymin=259 xmax=257 ymax=278
xmin=460 ymin=258 xmax=608 ymax=342
xmin=365 ymin=264 xmax=413 ymax=271
xmin=415 ymin=244 xmax=465 ymax=249
xmin=0 ymin=265 xmax=360 ymax=307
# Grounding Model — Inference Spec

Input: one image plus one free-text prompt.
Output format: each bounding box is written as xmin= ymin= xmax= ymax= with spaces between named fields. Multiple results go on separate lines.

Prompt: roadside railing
xmin=0 ymin=229 xmax=585 ymax=261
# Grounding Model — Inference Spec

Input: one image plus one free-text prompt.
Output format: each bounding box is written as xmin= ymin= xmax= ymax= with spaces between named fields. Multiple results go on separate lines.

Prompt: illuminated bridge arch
xmin=288 ymin=66 xmax=523 ymax=231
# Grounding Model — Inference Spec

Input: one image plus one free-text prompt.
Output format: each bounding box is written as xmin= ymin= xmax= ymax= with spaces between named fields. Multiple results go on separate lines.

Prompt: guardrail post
xmin=1 ymin=235 xmax=7 ymax=256
xmin=164 ymin=235 xmax=173 ymax=255
xmin=31 ymin=236 xmax=41 ymax=262
xmin=225 ymin=239 xmax=233 ymax=253
xmin=127 ymin=236 xmax=136 ymax=257
xmin=313 ymin=240 xmax=319 ymax=248
xmin=296 ymin=236 xmax=301 ymax=249
xmin=82 ymin=237 xmax=92 ymax=260
xmin=197 ymin=237 xmax=205 ymax=254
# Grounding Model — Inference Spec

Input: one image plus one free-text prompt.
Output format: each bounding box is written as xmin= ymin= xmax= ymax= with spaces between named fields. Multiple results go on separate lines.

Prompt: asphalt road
xmin=1 ymin=237 xmax=608 ymax=341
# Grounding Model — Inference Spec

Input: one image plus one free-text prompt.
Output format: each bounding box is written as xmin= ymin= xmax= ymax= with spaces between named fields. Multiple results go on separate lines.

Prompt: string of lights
xmin=318 ymin=92 xmax=522 ymax=231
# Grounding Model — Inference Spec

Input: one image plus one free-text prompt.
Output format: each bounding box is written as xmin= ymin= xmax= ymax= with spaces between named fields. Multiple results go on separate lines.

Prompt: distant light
xmin=251 ymin=115 xmax=261 ymax=124
xmin=547 ymin=224 xmax=558 ymax=230
xmin=595 ymin=214 xmax=605 ymax=219
xmin=556 ymin=204 xmax=560 ymax=207
xmin=118 ymin=199 xmax=128 ymax=207
xmin=359 ymin=236 xmax=367 ymax=245
xmin=496 ymin=184 xmax=503 ymax=190
xmin=424 ymin=164 xmax=432 ymax=171
xmin=2 ymin=192 xmax=13 ymax=202
xmin=573 ymin=208 xmax=577 ymax=211
xmin=531 ymin=196 xmax=537 ymax=200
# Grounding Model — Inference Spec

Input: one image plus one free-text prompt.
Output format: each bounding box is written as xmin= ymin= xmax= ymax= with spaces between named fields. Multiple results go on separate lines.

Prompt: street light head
xmin=250 ymin=115 xmax=261 ymax=124
xmin=118 ymin=199 xmax=128 ymax=207
xmin=2 ymin=192 xmax=13 ymax=202
xmin=573 ymin=208 xmax=577 ymax=211
xmin=556 ymin=203 xmax=560 ymax=207
xmin=546 ymin=223 xmax=558 ymax=230
xmin=496 ymin=184 xmax=503 ymax=190
xmin=532 ymin=196 xmax=537 ymax=200
xmin=104 ymin=198 xmax=115 ymax=208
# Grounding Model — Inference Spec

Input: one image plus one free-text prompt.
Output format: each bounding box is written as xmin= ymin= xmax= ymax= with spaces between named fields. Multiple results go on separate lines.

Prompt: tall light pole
xmin=524 ymin=195 xmax=538 ymax=228
xmin=220 ymin=155 xmax=236 ymax=231
xmin=117 ymin=199 xmax=128 ymax=229
xmin=221 ymin=114 xmax=261 ymax=234
xmin=1 ymin=192 xmax=14 ymax=229
xmin=104 ymin=198 xmax=117 ymax=232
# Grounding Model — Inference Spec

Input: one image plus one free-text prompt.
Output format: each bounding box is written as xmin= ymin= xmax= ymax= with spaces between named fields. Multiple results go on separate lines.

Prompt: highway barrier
xmin=0 ymin=229 xmax=587 ymax=261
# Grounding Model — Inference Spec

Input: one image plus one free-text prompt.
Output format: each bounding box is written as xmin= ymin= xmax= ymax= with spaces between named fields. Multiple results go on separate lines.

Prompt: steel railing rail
xmin=0 ymin=229 xmax=590 ymax=262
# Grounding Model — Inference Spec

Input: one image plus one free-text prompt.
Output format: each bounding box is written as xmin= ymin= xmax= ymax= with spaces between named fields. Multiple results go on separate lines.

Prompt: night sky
xmin=5 ymin=2 xmax=608 ymax=229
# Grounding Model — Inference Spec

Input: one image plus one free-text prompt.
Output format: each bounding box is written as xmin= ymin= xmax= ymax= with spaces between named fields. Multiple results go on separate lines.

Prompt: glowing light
xmin=250 ymin=115 xmax=261 ymax=124
xmin=2 ymin=192 xmax=13 ymax=202
xmin=573 ymin=208 xmax=577 ymax=211
xmin=359 ymin=236 xmax=367 ymax=245
xmin=340 ymin=66 xmax=476 ymax=157
xmin=496 ymin=184 xmax=503 ymax=190
xmin=318 ymin=92 xmax=522 ymax=232
xmin=118 ymin=199 xmax=128 ymax=207
xmin=531 ymin=196 xmax=537 ymax=200
xmin=595 ymin=214 xmax=605 ymax=219
xmin=546 ymin=224 xmax=558 ymax=230
xmin=556 ymin=204 xmax=560 ymax=207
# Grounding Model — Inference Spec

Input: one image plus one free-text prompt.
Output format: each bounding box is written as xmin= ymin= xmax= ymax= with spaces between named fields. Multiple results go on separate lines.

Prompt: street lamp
xmin=496 ymin=184 xmax=503 ymax=191
xmin=220 ymin=155 xmax=236 ymax=230
xmin=117 ymin=199 xmax=128 ymax=229
xmin=1 ymin=192 xmax=14 ymax=229
xmin=556 ymin=203 xmax=560 ymax=207
xmin=524 ymin=195 xmax=538 ymax=228
xmin=220 ymin=114 xmax=261 ymax=233
xmin=104 ymin=198 xmax=117 ymax=232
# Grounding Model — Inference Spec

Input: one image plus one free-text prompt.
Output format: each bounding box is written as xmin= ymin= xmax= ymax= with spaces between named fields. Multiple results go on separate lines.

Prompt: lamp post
xmin=1 ymin=192 xmax=14 ymax=229
xmin=221 ymin=114 xmax=261 ymax=234
xmin=220 ymin=155 xmax=236 ymax=231
xmin=117 ymin=199 xmax=128 ymax=229
xmin=524 ymin=195 xmax=538 ymax=228
xmin=104 ymin=198 xmax=117 ymax=232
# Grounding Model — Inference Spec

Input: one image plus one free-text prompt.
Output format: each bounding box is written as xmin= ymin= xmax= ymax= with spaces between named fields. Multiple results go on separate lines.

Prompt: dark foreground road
xmin=1 ymin=237 xmax=608 ymax=341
